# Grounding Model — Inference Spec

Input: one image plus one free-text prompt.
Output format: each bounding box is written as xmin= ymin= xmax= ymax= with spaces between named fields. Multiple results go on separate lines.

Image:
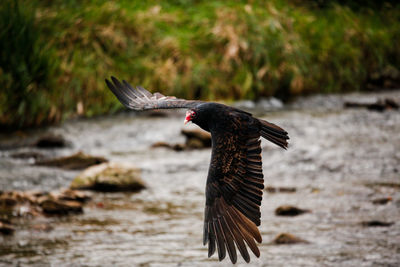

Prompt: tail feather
xmin=259 ymin=119 xmax=289 ymax=149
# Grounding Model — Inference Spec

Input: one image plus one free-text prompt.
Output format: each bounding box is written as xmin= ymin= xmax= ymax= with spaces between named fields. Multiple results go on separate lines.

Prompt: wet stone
xmin=34 ymin=134 xmax=68 ymax=148
xmin=151 ymin=141 xmax=174 ymax=149
xmin=0 ymin=221 xmax=15 ymax=235
xmin=365 ymin=182 xmax=400 ymax=189
xmin=11 ymin=151 xmax=45 ymax=160
xmin=275 ymin=205 xmax=310 ymax=216
xmin=372 ymin=197 xmax=392 ymax=205
xmin=265 ymin=186 xmax=296 ymax=193
xmin=361 ymin=220 xmax=394 ymax=227
xmin=40 ymin=199 xmax=83 ymax=215
xmin=0 ymin=191 xmax=39 ymax=209
xmin=186 ymin=138 xmax=205 ymax=149
xmin=0 ymin=189 xmax=90 ymax=218
xmin=55 ymin=189 xmax=92 ymax=203
xmin=70 ymin=162 xmax=146 ymax=192
xmin=151 ymin=128 xmax=211 ymax=151
xmin=344 ymin=98 xmax=399 ymax=112
xmin=181 ymin=128 xmax=211 ymax=148
xmin=272 ymin=233 xmax=309 ymax=245
xmin=151 ymin=142 xmax=185 ymax=151
xmin=35 ymin=152 xmax=108 ymax=170
xmin=171 ymin=143 xmax=186 ymax=151
xmin=0 ymin=195 xmax=18 ymax=208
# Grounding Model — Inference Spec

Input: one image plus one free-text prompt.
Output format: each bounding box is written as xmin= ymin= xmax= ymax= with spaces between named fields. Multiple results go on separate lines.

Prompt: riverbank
xmin=1 ymin=0 xmax=400 ymax=129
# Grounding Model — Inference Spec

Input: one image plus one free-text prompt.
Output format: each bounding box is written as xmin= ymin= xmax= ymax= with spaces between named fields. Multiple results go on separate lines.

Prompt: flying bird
xmin=105 ymin=77 xmax=289 ymax=263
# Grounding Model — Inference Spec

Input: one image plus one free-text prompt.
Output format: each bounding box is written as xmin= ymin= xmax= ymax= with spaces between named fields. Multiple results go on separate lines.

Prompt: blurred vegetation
xmin=0 ymin=0 xmax=399 ymax=129
xmin=0 ymin=1 xmax=58 ymax=129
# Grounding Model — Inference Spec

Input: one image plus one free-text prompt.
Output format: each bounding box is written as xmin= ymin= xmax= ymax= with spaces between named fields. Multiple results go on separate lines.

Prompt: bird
xmin=105 ymin=77 xmax=289 ymax=263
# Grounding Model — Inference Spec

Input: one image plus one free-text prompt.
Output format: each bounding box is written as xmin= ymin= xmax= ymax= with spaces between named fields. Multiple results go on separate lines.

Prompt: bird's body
xmin=106 ymin=77 xmax=289 ymax=263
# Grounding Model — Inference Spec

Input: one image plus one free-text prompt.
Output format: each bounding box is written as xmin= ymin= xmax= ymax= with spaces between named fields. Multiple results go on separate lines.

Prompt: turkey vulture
xmin=105 ymin=77 xmax=289 ymax=263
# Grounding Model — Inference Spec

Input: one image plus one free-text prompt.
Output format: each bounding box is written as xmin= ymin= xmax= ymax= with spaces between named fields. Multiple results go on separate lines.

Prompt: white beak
xmin=184 ymin=110 xmax=192 ymax=125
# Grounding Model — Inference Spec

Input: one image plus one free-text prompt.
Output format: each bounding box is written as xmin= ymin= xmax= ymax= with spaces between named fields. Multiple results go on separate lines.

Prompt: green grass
xmin=0 ymin=0 xmax=399 ymax=129
xmin=0 ymin=0 xmax=58 ymax=128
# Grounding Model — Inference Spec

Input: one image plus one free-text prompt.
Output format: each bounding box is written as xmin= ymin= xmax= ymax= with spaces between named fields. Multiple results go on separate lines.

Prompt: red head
xmin=184 ymin=110 xmax=196 ymax=125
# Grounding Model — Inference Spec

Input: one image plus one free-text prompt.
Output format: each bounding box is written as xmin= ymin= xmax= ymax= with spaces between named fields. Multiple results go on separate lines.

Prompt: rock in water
xmin=0 ymin=221 xmax=15 ymax=235
xmin=344 ymin=98 xmax=399 ymax=112
xmin=181 ymin=128 xmax=211 ymax=148
xmin=151 ymin=141 xmax=185 ymax=151
xmin=11 ymin=151 xmax=45 ymax=160
xmin=275 ymin=205 xmax=310 ymax=216
xmin=56 ymin=189 xmax=92 ymax=203
xmin=272 ymin=233 xmax=309 ymax=245
xmin=265 ymin=186 xmax=296 ymax=193
xmin=372 ymin=197 xmax=392 ymax=205
xmin=151 ymin=141 xmax=174 ymax=149
xmin=0 ymin=194 xmax=18 ymax=208
xmin=0 ymin=189 xmax=90 ymax=217
xmin=361 ymin=220 xmax=394 ymax=227
xmin=35 ymin=134 xmax=68 ymax=148
xmin=36 ymin=152 xmax=108 ymax=170
xmin=70 ymin=163 xmax=146 ymax=192
xmin=151 ymin=128 xmax=211 ymax=151
xmin=186 ymin=138 xmax=206 ymax=149
xmin=39 ymin=199 xmax=83 ymax=215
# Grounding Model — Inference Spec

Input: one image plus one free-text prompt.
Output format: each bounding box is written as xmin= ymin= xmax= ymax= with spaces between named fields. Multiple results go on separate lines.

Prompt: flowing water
xmin=0 ymin=92 xmax=399 ymax=266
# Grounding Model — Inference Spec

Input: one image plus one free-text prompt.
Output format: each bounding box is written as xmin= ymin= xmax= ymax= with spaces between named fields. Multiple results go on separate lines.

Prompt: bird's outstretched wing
xmin=105 ymin=76 xmax=202 ymax=110
xmin=204 ymin=119 xmax=265 ymax=263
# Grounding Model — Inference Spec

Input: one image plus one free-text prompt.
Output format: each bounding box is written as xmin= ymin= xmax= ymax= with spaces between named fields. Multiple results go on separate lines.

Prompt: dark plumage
xmin=106 ymin=77 xmax=289 ymax=263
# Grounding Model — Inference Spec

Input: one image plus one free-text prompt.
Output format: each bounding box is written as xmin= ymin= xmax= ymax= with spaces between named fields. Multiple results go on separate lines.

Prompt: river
xmin=0 ymin=91 xmax=399 ymax=266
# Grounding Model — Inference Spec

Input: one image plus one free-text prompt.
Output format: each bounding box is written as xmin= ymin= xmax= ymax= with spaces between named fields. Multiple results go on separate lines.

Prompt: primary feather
xmin=106 ymin=77 xmax=289 ymax=263
xmin=106 ymin=76 xmax=200 ymax=110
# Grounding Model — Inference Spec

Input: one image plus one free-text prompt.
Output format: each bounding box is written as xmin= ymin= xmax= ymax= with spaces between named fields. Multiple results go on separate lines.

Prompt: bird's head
xmin=184 ymin=104 xmax=212 ymax=132
xmin=184 ymin=109 xmax=197 ymax=125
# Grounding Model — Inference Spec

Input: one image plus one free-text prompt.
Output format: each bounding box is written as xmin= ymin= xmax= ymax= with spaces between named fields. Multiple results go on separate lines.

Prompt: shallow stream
xmin=1 ymin=92 xmax=399 ymax=266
